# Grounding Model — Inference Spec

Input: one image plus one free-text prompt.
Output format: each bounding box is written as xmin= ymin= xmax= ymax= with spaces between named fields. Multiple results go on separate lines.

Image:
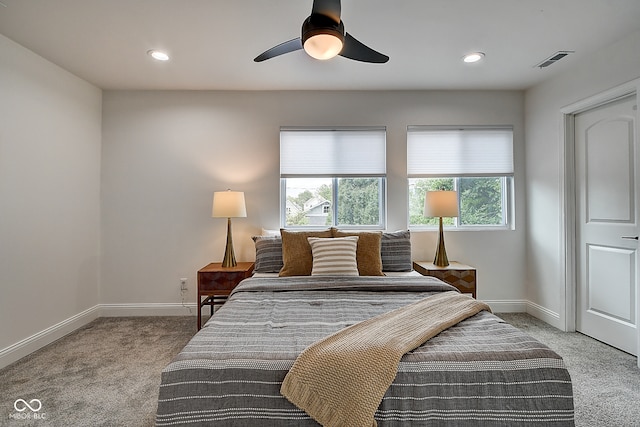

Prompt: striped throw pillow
xmin=307 ymin=236 xmax=359 ymax=276
xmin=252 ymin=235 xmax=283 ymax=273
xmin=381 ymin=230 xmax=412 ymax=272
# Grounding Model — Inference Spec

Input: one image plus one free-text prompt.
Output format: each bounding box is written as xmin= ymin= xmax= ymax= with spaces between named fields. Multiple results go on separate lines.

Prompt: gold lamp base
xmin=433 ymin=216 xmax=450 ymax=267
xmin=221 ymin=217 xmax=237 ymax=268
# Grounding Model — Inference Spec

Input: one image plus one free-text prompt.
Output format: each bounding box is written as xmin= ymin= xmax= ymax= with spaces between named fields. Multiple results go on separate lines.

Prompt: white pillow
xmin=261 ymin=228 xmax=281 ymax=236
xmin=307 ymin=236 xmax=359 ymax=276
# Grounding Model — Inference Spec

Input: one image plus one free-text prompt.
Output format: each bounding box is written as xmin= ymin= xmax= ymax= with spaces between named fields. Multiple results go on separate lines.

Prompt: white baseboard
xmin=0 ymin=305 xmax=101 ymax=370
xmin=484 ymin=299 xmax=561 ymax=327
xmin=483 ymin=299 xmax=528 ymax=313
xmin=526 ymin=300 xmax=562 ymax=329
xmin=99 ymin=303 xmax=197 ymax=317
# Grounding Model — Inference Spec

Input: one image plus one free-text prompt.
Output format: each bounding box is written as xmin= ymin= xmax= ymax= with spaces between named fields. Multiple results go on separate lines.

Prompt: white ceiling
xmin=1 ymin=0 xmax=640 ymax=91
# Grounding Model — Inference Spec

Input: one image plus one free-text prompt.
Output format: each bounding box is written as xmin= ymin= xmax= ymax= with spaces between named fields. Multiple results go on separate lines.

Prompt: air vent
xmin=535 ymin=51 xmax=574 ymax=68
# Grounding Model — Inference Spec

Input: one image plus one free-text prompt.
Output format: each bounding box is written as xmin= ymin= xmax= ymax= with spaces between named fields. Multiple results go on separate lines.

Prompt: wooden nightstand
xmin=413 ymin=261 xmax=477 ymax=298
xmin=197 ymin=262 xmax=254 ymax=329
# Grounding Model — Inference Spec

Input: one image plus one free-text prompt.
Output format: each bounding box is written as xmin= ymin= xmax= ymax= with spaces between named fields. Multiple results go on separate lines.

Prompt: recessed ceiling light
xmin=462 ymin=52 xmax=485 ymax=63
xmin=147 ymin=50 xmax=170 ymax=61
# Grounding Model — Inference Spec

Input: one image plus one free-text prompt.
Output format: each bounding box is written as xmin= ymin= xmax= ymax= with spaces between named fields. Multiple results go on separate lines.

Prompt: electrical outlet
xmin=180 ymin=278 xmax=188 ymax=291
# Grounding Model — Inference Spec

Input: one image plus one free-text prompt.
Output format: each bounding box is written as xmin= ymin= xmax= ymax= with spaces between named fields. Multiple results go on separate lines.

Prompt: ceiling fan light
xmin=303 ymin=34 xmax=344 ymax=60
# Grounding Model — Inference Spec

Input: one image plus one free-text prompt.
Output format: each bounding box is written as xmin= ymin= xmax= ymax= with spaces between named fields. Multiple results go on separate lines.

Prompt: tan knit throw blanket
xmin=280 ymin=291 xmax=492 ymax=427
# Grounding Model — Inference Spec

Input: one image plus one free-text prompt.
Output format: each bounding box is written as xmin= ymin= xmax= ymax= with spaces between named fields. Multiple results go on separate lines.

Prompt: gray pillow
xmin=380 ymin=230 xmax=412 ymax=271
xmin=252 ymin=236 xmax=284 ymax=273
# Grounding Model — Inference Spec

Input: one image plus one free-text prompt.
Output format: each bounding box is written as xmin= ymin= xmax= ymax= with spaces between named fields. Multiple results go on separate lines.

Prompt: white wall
xmin=101 ymin=90 xmax=526 ymax=310
xmin=524 ymin=30 xmax=640 ymax=329
xmin=0 ymin=34 xmax=102 ymax=366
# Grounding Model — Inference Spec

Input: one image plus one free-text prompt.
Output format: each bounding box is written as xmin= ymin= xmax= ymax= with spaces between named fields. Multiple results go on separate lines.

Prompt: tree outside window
xmin=409 ymin=177 xmax=508 ymax=228
xmin=284 ymin=177 xmax=383 ymax=228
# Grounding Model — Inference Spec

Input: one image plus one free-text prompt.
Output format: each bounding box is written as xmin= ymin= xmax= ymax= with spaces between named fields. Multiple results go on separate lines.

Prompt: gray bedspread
xmin=156 ymin=276 xmax=574 ymax=426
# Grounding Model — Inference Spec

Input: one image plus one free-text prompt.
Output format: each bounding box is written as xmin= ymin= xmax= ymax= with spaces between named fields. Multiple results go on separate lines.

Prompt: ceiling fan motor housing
xmin=301 ymin=13 xmax=345 ymax=45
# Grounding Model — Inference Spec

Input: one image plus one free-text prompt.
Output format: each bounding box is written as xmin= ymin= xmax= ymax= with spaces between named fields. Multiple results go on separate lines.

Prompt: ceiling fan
xmin=254 ymin=0 xmax=389 ymax=63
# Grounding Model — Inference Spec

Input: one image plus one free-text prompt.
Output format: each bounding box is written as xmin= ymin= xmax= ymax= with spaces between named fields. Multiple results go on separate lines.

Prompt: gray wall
xmin=524 ymin=30 xmax=640 ymax=329
xmin=101 ymin=90 xmax=526 ymax=310
xmin=0 ymin=34 xmax=102 ymax=365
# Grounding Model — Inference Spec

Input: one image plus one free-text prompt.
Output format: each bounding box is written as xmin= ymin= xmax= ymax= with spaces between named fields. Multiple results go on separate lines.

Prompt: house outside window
xmin=280 ymin=127 xmax=386 ymax=229
xmin=407 ymin=126 xmax=514 ymax=229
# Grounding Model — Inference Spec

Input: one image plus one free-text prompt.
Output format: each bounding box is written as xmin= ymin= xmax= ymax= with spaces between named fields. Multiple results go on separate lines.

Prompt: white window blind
xmin=280 ymin=127 xmax=386 ymax=176
xmin=407 ymin=126 xmax=514 ymax=177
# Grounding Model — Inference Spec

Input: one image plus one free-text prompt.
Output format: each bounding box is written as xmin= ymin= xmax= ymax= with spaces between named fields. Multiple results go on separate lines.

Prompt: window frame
xmin=280 ymin=127 xmax=387 ymax=230
xmin=407 ymin=126 xmax=515 ymax=231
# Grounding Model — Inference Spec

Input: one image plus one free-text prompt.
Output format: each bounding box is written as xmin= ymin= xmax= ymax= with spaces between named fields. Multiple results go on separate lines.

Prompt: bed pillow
xmin=261 ymin=228 xmax=281 ymax=237
xmin=332 ymin=229 xmax=384 ymax=276
xmin=251 ymin=235 xmax=284 ymax=273
xmin=307 ymin=236 xmax=359 ymax=276
xmin=279 ymin=229 xmax=333 ymax=276
xmin=381 ymin=230 xmax=413 ymax=272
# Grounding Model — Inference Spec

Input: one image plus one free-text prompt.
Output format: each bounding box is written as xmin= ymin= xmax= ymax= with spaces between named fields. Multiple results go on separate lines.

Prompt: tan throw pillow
xmin=308 ymin=236 xmax=359 ymax=276
xmin=332 ymin=229 xmax=384 ymax=276
xmin=279 ymin=229 xmax=333 ymax=276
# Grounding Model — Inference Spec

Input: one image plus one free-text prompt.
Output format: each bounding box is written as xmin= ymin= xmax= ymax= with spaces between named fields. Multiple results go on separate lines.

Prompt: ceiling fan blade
xmin=339 ymin=32 xmax=389 ymax=63
xmin=311 ymin=0 xmax=341 ymax=23
xmin=254 ymin=38 xmax=303 ymax=62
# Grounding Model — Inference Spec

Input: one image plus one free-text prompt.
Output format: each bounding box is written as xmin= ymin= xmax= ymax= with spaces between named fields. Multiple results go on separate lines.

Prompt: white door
xmin=575 ymin=94 xmax=638 ymax=356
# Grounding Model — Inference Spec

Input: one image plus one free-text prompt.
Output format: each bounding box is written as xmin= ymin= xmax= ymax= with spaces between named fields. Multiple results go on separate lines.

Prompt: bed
xmin=156 ymin=230 xmax=574 ymax=426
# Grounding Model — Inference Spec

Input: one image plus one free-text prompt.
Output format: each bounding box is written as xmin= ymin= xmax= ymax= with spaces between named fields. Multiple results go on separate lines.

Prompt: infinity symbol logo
xmin=14 ymin=399 xmax=42 ymax=412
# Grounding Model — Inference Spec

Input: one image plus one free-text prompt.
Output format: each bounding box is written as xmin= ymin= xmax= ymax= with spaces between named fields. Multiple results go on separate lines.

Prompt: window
xmin=280 ymin=127 xmax=386 ymax=229
xmin=407 ymin=126 xmax=514 ymax=229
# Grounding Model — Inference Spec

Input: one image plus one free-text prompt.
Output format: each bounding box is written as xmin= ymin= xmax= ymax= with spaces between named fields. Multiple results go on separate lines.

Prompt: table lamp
xmin=424 ymin=190 xmax=459 ymax=267
xmin=212 ymin=190 xmax=247 ymax=267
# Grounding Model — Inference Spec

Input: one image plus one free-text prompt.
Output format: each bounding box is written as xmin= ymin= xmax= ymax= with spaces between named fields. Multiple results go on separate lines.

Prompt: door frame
xmin=560 ymin=78 xmax=640 ymax=363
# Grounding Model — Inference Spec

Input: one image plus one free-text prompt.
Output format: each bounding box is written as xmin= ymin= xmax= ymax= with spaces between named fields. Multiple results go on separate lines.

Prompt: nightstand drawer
xmin=413 ymin=261 xmax=477 ymax=298
xmin=198 ymin=271 xmax=251 ymax=291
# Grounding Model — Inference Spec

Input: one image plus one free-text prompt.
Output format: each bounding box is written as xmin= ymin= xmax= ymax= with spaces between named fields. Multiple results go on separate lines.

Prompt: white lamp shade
xmin=424 ymin=191 xmax=458 ymax=218
xmin=212 ymin=190 xmax=247 ymax=218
